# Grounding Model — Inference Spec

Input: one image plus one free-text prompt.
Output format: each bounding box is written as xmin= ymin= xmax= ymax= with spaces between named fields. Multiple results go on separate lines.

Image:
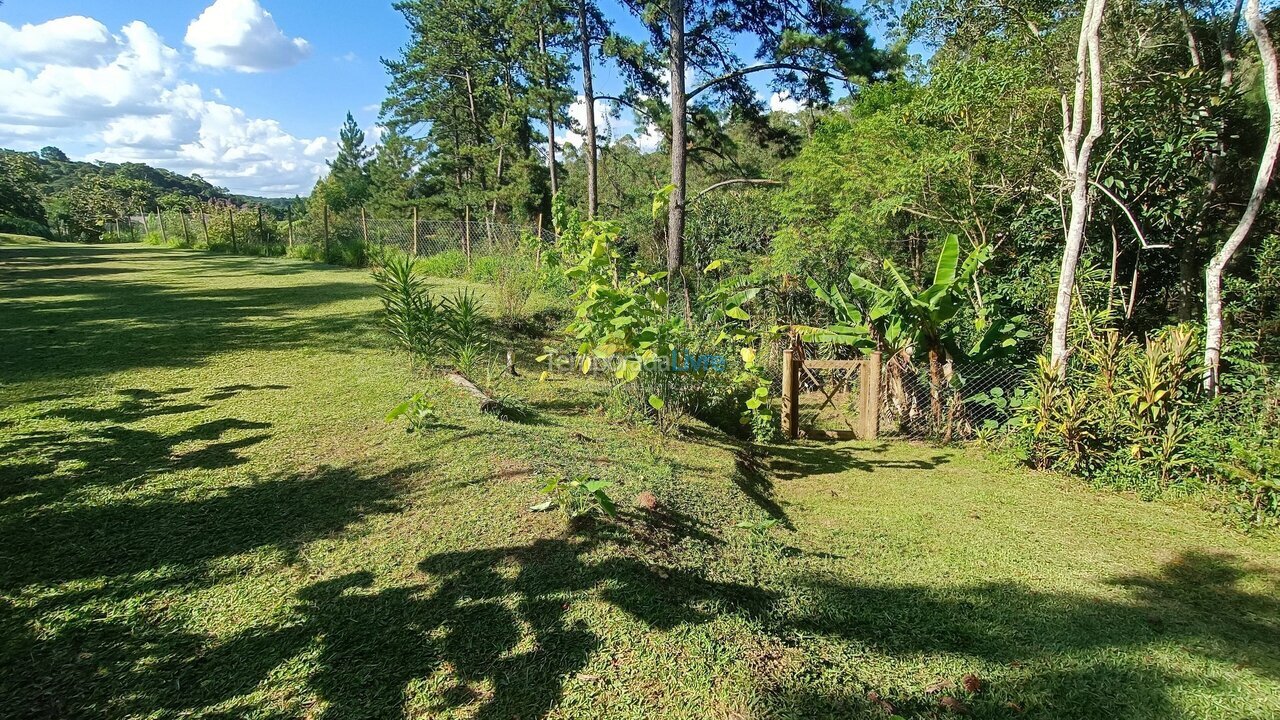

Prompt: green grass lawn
xmin=2 ymin=239 xmax=1278 ymax=720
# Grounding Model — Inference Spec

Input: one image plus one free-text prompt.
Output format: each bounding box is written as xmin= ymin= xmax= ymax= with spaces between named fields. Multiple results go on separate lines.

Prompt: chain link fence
xmin=874 ymin=357 xmax=1030 ymax=441
xmin=109 ymin=207 xmax=536 ymax=272
xmin=774 ymin=342 xmax=1033 ymax=443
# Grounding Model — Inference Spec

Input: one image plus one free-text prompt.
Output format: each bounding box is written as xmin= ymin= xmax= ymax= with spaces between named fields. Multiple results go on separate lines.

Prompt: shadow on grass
xmin=2 ymin=504 xmax=1277 ymax=720
xmin=767 ymin=441 xmax=952 ymax=480
xmin=0 ymin=387 xmax=274 ymax=512
xmin=0 ymin=244 xmax=383 ymax=385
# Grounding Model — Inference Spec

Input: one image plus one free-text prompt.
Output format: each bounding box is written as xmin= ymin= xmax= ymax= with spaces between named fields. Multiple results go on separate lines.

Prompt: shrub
xmin=1015 ymin=325 xmax=1278 ymax=526
xmin=417 ymin=249 xmax=467 ymax=278
xmin=286 ymin=243 xmax=324 ymax=262
xmin=0 ymin=215 xmax=53 ymax=239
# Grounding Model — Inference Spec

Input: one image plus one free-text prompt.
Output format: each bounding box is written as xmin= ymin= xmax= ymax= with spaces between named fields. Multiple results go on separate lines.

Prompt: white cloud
xmin=768 ymin=91 xmax=805 ymax=114
xmin=0 ymin=14 xmax=329 ymax=195
xmin=562 ymin=95 xmax=664 ymax=154
xmin=185 ymin=0 xmax=310 ymax=73
xmin=0 ymin=21 xmax=177 ymax=129
xmin=0 ymin=16 xmax=118 ymax=67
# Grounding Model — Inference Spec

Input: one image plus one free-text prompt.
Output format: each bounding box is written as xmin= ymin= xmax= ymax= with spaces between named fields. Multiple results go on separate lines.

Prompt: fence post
xmin=323 ymin=203 xmax=331 ymax=259
xmin=156 ymin=207 xmax=168 ymax=244
xmin=360 ymin=206 xmax=369 ymax=248
xmin=463 ymin=205 xmax=472 ymax=270
xmin=411 ymin=206 xmax=419 ymax=256
xmin=141 ymin=211 xmax=150 ymax=236
xmin=782 ymin=349 xmax=798 ymax=441
xmin=180 ymin=211 xmax=191 ymax=245
xmin=128 ymin=215 xmax=137 ymax=242
xmin=861 ymin=351 xmax=882 ymax=440
xmin=287 ymin=205 xmax=294 ymax=248
xmin=200 ymin=212 xmax=210 ymax=246
xmin=228 ymin=207 xmax=238 ymax=252
xmin=257 ymin=206 xmax=266 ymax=249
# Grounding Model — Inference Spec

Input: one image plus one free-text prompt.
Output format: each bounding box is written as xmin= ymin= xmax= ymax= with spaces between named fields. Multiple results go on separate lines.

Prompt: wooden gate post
xmin=860 ymin=351 xmax=882 ymax=440
xmin=199 ymin=212 xmax=210 ymax=246
xmin=360 ymin=206 xmax=370 ymax=248
xmin=180 ymin=211 xmax=191 ymax=245
xmin=782 ymin=349 xmax=799 ymax=440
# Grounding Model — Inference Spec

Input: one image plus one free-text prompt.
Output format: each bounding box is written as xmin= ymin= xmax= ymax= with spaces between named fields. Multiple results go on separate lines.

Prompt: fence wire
xmin=779 ymin=346 xmax=1032 ymax=443
xmin=112 ymin=209 xmax=534 ymax=265
xmin=874 ymin=358 xmax=1030 ymax=441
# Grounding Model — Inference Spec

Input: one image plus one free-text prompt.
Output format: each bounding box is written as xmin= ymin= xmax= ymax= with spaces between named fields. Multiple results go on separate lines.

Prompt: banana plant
xmin=830 ymin=235 xmax=1023 ymax=426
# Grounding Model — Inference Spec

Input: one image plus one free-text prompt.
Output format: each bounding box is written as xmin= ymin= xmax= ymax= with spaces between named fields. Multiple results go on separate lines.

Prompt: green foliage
xmin=385 ymin=393 xmax=439 ymax=433
xmin=1013 ymin=324 xmax=1277 ymax=525
xmin=537 ymin=475 xmax=617 ymax=519
xmin=0 ymin=215 xmax=52 ymax=239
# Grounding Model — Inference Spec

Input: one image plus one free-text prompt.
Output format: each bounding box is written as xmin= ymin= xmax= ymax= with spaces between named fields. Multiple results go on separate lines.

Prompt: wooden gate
xmin=781 ymin=350 xmax=881 ymax=441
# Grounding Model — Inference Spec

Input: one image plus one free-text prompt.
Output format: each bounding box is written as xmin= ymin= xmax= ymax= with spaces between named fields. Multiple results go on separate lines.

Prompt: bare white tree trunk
xmin=1050 ymin=0 xmax=1108 ymax=374
xmin=1204 ymin=0 xmax=1280 ymax=392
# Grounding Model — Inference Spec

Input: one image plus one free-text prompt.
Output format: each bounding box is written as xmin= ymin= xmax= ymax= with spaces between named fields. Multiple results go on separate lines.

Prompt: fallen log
xmin=446 ymin=372 xmax=501 ymax=414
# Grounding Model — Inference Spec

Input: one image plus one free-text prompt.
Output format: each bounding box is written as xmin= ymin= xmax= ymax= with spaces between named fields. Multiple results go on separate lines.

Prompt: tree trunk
xmin=539 ymin=25 xmax=558 ymax=198
xmin=1205 ymin=0 xmax=1280 ymax=392
xmin=665 ymin=0 xmax=687 ymax=276
xmin=928 ymin=345 xmax=943 ymax=431
xmin=1050 ymin=0 xmax=1107 ymax=374
xmin=578 ymin=0 xmax=598 ymax=218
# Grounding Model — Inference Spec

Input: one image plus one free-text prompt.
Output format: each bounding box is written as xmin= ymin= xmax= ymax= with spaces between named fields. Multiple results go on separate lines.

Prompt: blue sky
xmin=0 ymin=0 xmax=890 ymax=196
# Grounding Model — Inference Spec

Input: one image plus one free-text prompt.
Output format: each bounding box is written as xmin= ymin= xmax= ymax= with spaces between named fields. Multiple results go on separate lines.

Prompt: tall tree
xmin=321 ymin=112 xmax=373 ymax=211
xmin=1050 ymin=0 xmax=1107 ymax=372
xmin=368 ymin=126 xmax=424 ymax=215
xmin=618 ymin=0 xmax=890 ymax=275
xmin=1204 ymin=0 xmax=1280 ymax=391
xmin=577 ymin=0 xmax=606 ymax=217
xmin=384 ymin=0 xmax=576 ymax=222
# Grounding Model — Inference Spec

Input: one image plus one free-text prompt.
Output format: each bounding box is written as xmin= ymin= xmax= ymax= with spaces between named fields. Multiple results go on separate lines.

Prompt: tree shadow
xmin=767 ymin=441 xmax=952 ymax=480
xmin=0 ymin=244 xmax=384 ymax=385
xmin=0 ymin=462 xmax=417 ymax=719
xmin=0 ymin=388 xmax=271 ymax=512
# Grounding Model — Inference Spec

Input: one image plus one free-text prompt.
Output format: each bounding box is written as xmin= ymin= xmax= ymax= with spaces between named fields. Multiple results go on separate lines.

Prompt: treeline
xmin=0 ymin=146 xmax=295 ymax=240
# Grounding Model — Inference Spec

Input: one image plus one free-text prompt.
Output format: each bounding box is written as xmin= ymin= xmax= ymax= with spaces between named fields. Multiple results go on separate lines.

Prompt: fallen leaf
xmin=961 ymin=673 xmax=983 ymax=693
xmin=939 ymin=696 xmax=969 ymax=714
xmin=925 ymin=679 xmax=954 ymax=694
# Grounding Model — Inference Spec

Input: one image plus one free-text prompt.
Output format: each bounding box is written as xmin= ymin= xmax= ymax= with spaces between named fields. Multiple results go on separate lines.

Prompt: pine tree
xmin=368 ymin=127 xmax=423 ymax=215
xmin=320 ymin=112 xmax=373 ymax=212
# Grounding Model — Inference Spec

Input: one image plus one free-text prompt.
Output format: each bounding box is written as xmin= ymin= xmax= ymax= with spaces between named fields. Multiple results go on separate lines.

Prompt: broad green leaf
xmin=703 ymin=259 xmax=724 ymax=273
xmin=385 ymin=401 xmax=411 ymax=422
xmin=648 ymin=394 xmax=665 ymax=410
xmin=932 ymin=234 xmax=960 ymax=286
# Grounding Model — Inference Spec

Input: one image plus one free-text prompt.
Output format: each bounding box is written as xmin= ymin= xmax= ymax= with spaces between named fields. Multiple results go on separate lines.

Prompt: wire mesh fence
xmin=109 ymin=207 xmax=536 ymax=269
xmin=874 ymin=357 xmax=1030 ymax=441
xmin=777 ymin=345 xmax=1033 ymax=443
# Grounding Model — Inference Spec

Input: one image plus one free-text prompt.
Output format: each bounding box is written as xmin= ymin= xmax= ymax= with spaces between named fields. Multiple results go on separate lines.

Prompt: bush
xmin=286 ymin=243 xmax=325 ymax=262
xmin=1015 ymin=326 xmax=1278 ymax=527
xmin=417 ymin=249 xmax=467 ymax=278
xmin=0 ymin=215 xmax=53 ymax=239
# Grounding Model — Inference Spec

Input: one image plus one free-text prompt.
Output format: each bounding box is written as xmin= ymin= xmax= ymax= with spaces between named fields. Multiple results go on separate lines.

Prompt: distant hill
xmin=0 ymin=146 xmax=303 ymax=238
xmin=7 ymin=146 xmax=294 ymax=207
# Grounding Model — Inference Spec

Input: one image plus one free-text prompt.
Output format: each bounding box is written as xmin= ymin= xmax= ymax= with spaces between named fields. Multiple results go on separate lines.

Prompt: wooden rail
xmin=781 ymin=350 xmax=881 ymax=441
